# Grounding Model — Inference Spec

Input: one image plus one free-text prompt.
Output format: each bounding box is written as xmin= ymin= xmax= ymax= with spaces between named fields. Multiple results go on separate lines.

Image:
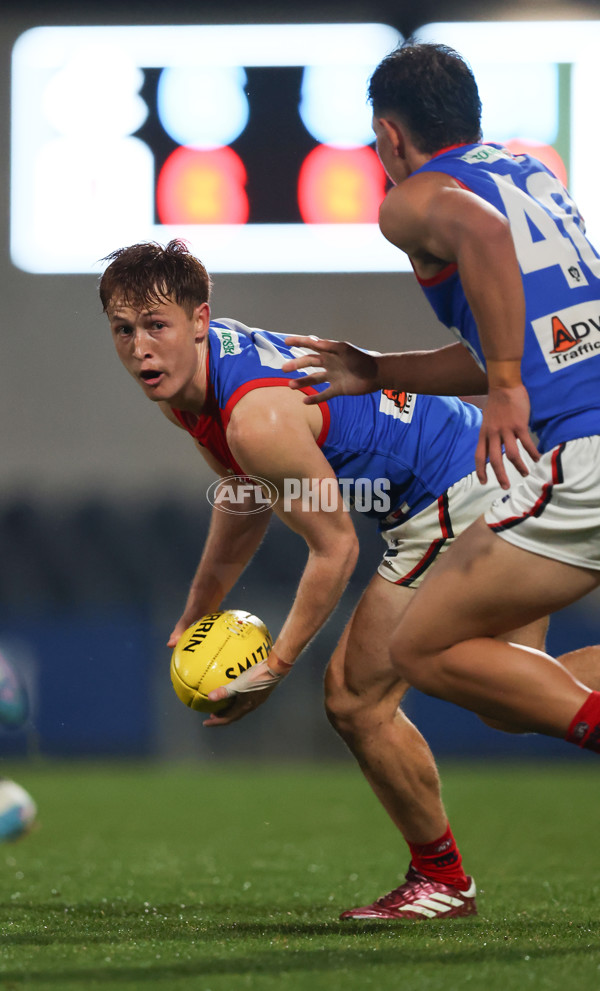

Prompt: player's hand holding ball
xmin=205 ymin=654 xmax=290 ymax=726
xmin=170 ymin=610 xmax=291 ymax=725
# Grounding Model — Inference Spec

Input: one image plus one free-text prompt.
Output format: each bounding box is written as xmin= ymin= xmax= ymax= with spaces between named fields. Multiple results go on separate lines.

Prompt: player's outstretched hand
xmin=475 ymin=384 xmax=540 ymax=490
xmin=282 ymin=336 xmax=380 ymax=404
xmin=203 ymin=655 xmax=291 ymax=726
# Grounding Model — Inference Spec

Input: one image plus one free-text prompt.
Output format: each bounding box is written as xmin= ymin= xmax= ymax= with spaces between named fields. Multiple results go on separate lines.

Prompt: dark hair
xmin=99 ymin=239 xmax=212 ymax=315
xmin=368 ymin=42 xmax=482 ymax=154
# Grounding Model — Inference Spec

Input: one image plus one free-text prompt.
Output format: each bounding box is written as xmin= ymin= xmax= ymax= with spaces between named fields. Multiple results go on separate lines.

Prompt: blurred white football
xmin=0 ymin=779 xmax=37 ymax=841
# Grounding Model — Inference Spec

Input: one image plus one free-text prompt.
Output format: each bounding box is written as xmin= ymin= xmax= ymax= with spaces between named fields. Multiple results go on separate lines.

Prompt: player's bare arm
xmin=167 ymin=446 xmax=272 ymax=648
xmin=227 ymin=389 xmax=359 ymax=670
xmin=282 ymin=340 xmax=488 ymax=401
xmin=156 ymin=408 xmax=274 ymax=646
xmin=206 ymin=387 xmax=359 ymax=726
xmin=381 ymin=174 xmax=540 ymax=488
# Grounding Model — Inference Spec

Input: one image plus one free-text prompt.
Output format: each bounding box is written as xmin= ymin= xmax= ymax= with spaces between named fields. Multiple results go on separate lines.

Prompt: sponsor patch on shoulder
xmin=531 ymin=301 xmax=600 ymax=371
xmin=460 ymin=145 xmax=512 ymax=166
xmin=379 ymin=389 xmax=416 ymax=423
xmin=215 ymin=327 xmax=242 ymax=357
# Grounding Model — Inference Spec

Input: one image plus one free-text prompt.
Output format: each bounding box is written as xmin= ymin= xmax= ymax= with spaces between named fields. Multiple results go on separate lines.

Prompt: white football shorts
xmin=378 ymin=455 xmax=528 ymax=588
xmin=484 ymin=435 xmax=600 ymax=570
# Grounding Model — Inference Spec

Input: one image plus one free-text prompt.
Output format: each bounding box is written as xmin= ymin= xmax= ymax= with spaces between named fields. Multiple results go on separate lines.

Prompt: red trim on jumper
xmin=171 ymin=389 xmax=245 ymax=475
xmin=411 ymin=156 xmax=475 ymax=287
xmin=221 ymin=379 xmax=331 ymax=448
xmin=412 ymin=152 xmax=483 ymax=286
xmin=413 ymin=262 xmax=458 ymax=288
xmin=429 ymin=143 xmax=474 ymax=159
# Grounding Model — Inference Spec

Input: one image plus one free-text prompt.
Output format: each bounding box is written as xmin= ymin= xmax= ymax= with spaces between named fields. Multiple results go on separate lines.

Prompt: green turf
xmin=0 ymin=760 xmax=599 ymax=991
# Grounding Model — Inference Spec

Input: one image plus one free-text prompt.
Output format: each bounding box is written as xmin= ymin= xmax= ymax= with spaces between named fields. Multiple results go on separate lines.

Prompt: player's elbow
xmin=315 ymin=528 xmax=359 ymax=583
xmin=306 ymin=516 xmax=359 ymax=580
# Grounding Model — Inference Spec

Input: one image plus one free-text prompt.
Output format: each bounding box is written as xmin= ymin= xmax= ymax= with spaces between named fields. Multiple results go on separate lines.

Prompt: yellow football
xmin=170 ymin=610 xmax=273 ymax=713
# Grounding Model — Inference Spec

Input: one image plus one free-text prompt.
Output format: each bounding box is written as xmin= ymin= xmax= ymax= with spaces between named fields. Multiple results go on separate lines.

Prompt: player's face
xmin=108 ymin=296 xmax=210 ymax=406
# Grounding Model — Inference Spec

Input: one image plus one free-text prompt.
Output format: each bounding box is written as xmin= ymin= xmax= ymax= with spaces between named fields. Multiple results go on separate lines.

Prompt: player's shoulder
xmin=209 ymin=317 xmax=256 ymax=356
xmin=379 ymin=171 xmax=460 ymax=243
xmin=209 ymin=318 xmax=289 ymax=361
xmin=225 ymin=385 xmax=313 ymax=469
xmin=383 ymin=170 xmax=454 ymax=208
xmin=208 ymin=316 xmax=302 ymax=414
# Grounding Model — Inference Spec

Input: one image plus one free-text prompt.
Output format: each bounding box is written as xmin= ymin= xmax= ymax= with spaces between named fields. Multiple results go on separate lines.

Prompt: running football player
xmin=281 ymin=46 xmax=600 ymax=779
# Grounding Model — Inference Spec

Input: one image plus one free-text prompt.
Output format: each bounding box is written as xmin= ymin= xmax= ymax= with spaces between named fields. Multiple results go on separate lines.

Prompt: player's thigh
xmin=326 ymin=573 xmax=415 ymax=701
xmin=395 ymin=517 xmax=600 ymax=652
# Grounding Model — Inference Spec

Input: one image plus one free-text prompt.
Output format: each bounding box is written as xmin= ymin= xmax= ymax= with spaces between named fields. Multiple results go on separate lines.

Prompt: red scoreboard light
xmin=297 ymin=146 xmax=387 ymax=224
xmin=157 ymin=146 xmax=249 ymax=224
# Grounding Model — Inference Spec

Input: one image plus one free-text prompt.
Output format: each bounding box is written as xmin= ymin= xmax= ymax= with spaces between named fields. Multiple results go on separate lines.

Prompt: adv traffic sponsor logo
xmin=531 ymin=301 xmax=600 ymax=371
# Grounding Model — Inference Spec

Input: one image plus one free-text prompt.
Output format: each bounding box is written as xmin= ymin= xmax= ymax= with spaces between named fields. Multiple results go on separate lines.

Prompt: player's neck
xmin=405 ymin=144 xmax=434 ymax=176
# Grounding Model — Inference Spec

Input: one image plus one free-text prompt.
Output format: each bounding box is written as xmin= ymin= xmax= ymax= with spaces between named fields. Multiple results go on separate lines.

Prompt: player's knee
xmin=324 ymin=681 xmax=358 ymax=735
xmin=324 ymin=679 xmax=370 ymax=741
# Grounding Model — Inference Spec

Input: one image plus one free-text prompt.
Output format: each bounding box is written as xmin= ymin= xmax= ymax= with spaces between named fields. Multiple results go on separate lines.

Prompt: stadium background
xmin=1 ymin=0 xmax=600 ymax=764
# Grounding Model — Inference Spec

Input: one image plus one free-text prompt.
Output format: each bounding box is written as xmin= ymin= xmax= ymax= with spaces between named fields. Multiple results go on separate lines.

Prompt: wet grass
xmin=0 ymin=760 xmax=599 ymax=990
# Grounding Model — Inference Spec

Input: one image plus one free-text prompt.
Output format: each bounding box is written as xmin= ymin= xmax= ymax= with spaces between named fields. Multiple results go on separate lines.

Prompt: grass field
xmin=0 ymin=760 xmax=599 ymax=991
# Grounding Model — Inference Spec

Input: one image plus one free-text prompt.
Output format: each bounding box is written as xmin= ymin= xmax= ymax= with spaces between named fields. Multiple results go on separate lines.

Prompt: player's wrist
xmin=267 ymin=651 xmax=294 ymax=677
xmin=486 ymin=359 xmax=523 ymax=389
xmin=372 ymin=355 xmax=388 ymax=392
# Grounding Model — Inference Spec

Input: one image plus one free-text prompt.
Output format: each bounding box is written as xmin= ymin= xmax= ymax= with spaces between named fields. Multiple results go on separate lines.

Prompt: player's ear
xmin=193 ymin=302 xmax=211 ymax=342
xmin=379 ymin=117 xmax=405 ymax=157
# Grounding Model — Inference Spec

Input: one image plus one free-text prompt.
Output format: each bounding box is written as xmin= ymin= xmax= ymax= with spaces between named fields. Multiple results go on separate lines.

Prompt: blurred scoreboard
xmin=10 ymin=23 xmax=400 ymax=273
xmin=10 ymin=20 xmax=600 ymax=273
